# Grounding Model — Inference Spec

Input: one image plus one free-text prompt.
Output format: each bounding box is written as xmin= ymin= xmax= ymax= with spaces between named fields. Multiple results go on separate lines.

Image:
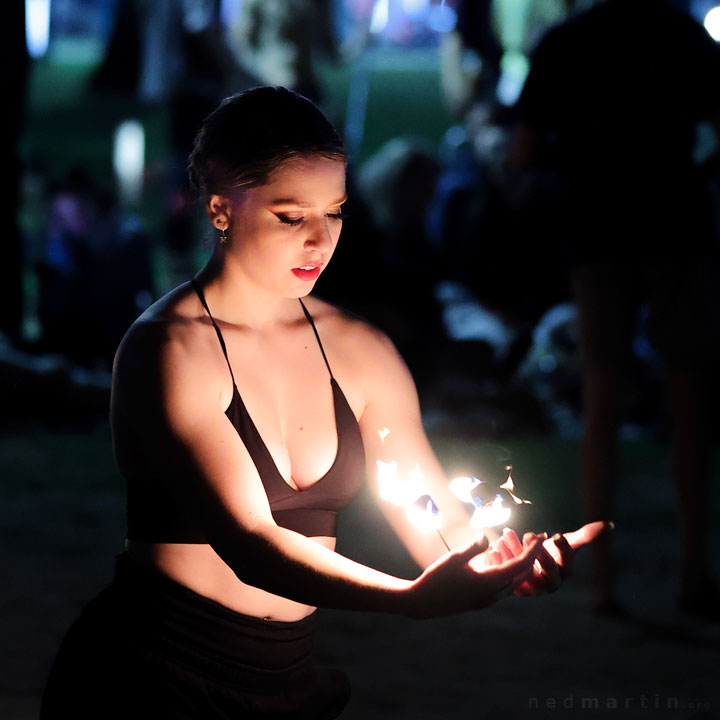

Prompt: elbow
xmin=206 ymin=518 xmax=288 ymax=590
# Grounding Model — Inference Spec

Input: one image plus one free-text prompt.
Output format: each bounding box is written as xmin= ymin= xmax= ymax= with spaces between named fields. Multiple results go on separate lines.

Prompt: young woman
xmin=41 ymin=86 xmax=607 ymax=719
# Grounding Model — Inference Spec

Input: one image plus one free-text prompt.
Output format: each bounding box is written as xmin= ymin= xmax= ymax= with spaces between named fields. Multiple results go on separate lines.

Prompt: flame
xmin=377 ymin=459 xmax=405 ymax=506
xmin=378 ymin=427 xmax=391 ymax=442
xmin=375 ymin=460 xmax=425 ymax=508
xmin=376 ymin=460 xmax=444 ymax=533
xmin=499 ymin=465 xmax=532 ymax=505
xmin=470 ymin=494 xmax=512 ymax=529
xmin=449 ymin=476 xmax=482 ymax=503
xmin=405 ymin=494 xmax=442 ymax=533
xmin=450 ymin=467 xmax=531 ymax=529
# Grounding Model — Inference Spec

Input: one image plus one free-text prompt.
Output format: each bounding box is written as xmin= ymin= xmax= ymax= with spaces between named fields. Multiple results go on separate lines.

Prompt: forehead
xmin=257 ymin=156 xmax=346 ymax=205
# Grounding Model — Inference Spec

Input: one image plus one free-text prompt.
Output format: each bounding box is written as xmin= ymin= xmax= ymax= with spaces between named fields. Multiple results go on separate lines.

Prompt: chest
xmin=221 ymin=324 xmax=361 ymax=490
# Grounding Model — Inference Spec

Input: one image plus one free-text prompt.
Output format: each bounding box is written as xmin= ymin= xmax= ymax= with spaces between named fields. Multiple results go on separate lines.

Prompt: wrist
xmin=398 ymin=575 xmax=433 ymax=620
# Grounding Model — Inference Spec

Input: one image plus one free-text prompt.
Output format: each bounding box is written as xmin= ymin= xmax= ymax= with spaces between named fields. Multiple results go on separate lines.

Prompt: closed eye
xmin=277 ymin=214 xmax=305 ymax=226
xmin=276 ymin=210 xmax=349 ymax=226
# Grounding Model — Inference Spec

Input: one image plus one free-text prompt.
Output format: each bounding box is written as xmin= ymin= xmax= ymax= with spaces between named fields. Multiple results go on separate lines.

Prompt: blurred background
xmin=3 ymin=1 xmax=720 ymax=718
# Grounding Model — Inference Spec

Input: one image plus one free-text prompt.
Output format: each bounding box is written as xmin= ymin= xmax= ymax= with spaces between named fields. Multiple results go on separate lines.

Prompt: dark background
xmin=2 ymin=1 xmax=720 ymax=718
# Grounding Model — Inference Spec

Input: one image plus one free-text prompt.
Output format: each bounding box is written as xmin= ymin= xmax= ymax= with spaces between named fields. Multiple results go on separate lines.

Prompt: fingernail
xmin=553 ymin=533 xmax=563 ymax=542
xmin=608 ymin=521 xmax=616 ymax=531
xmin=538 ymin=532 xmax=548 ymax=540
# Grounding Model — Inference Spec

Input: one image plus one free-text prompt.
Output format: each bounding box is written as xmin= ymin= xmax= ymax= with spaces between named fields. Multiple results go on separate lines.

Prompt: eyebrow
xmin=268 ymin=195 xmax=347 ymax=207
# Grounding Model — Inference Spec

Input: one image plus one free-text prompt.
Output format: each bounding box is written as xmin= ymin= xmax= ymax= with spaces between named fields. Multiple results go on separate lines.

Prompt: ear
xmin=206 ymin=194 xmax=232 ymax=231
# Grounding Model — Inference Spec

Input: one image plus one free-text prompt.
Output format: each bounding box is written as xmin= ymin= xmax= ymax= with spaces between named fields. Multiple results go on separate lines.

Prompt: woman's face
xmin=226 ymin=155 xmax=347 ymax=298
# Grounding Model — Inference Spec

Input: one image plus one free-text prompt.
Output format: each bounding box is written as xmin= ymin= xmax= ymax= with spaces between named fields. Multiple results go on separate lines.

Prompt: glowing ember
xmin=375 ymin=460 xmax=426 ymax=508
xmin=450 ymin=466 xmax=532 ymax=529
xmin=405 ymin=494 xmax=442 ymax=533
xmin=375 ymin=449 xmax=450 ymax=549
xmin=377 ymin=459 xmax=404 ymax=506
xmin=449 ymin=476 xmax=481 ymax=504
xmin=470 ymin=494 xmax=512 ymax=530
xmin=499 ymin=465 xmax=532 ymax=505
xmin=378 ymin=427 xmax=391 ymax=442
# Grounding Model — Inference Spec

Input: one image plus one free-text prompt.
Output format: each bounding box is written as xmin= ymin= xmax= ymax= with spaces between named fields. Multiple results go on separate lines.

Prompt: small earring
xmin=219 ymin=227 xmax=228 ymax=245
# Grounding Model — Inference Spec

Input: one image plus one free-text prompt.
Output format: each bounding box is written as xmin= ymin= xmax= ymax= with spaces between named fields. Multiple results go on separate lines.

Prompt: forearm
xmin=215 ymin=522 xmax=415 ymax=615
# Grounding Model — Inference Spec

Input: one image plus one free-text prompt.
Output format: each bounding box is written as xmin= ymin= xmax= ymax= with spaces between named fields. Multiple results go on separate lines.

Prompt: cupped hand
xmin=486 ymin=521 xmax=612 ymax=596
xmin=407 ymin=534 xmax=544 ymax=619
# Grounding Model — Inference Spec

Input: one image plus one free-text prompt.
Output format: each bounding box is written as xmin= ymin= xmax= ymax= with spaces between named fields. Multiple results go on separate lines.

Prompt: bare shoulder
xmin=114 ymin=282 xmax=203 ymax=374
xmin=303 ymin=295 xmax=405 ymax=372
xmin=302 ymin=296 xmax=415 ymax=422
xmin=112 ymin=282 xmax=228 ymax=417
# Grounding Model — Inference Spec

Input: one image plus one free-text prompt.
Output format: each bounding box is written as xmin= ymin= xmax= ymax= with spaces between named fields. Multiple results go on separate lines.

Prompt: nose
xmin=303 ymin=216 xmax=333 ymax=253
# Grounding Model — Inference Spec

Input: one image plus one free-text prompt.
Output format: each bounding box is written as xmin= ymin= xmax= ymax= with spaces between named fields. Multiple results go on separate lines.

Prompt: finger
xmin=563 ymin=521 xmax=614 ymax=549
xmin=453 ymin=535 xmax=490 ymax=564
xmin=495 ymin=537 xmax=514 ymax=562
xmin=523 ymin=531 xmax=548 ymax=547
xmin=492 ymin=537 xmax=544 ymax=587
xmin=534 ymin=546 xmax=561 ymax=592
xmin=550 ymin=533 xmax=574 ymax=578
xmin=503 ymin=527 xmax=524 ymax=556
xmin=487 ymin=549 xmax=503 ymax=566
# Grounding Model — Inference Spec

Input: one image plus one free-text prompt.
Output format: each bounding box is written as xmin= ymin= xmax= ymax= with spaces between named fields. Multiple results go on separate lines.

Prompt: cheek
xmin=330 ymin=223 xmax=343 ymax=245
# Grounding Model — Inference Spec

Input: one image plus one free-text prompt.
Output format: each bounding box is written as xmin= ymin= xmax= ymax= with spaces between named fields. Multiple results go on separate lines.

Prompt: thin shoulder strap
xmin=191 ymin=278 xmax=236 ymax=385
xmin=298 ymin=298 xmax=334 ymax=379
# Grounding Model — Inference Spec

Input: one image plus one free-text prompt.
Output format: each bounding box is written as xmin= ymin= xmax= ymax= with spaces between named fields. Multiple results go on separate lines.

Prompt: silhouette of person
xmin=92 ymin=0 xmax=260 ymax=287
xmin=36 ymin=169 xmax=154 ymax=371
xmin=227 ymin=0 xmax=338 ymax=105
xmin=1 ymin=3 xmax=30 ymax=339
xmin=507 ymin=0 xmax=720 ymax=616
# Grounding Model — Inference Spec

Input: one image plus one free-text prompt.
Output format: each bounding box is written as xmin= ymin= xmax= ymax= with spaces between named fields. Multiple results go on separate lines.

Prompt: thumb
xmin=453 ymin=535 xmax=489 ymax=563
xmin=564 ymin=520 xmax=614 ymax=549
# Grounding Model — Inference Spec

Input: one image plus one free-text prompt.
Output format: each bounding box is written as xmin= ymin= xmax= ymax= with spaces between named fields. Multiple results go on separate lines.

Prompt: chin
xmin=289 ymin=286 xmax=314 ymax=299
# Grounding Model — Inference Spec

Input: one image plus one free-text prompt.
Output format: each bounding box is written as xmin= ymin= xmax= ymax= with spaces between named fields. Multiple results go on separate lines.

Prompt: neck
xmin=194 ymin=245 xmax=300 ymax=330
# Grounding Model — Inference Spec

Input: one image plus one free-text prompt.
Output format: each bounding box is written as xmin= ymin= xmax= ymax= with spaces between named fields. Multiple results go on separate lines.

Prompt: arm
xmin=355 ymin=323 xmax=612 ymax=588
xmin=357 ymin=325 xmax=490 ymax=569
xmin=113 ymin=319 xmax=542 ymax=618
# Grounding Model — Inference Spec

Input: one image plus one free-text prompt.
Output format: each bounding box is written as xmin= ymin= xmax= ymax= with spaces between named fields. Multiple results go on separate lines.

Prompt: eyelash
xmin=277 ymin=212 xmax=349 ymax=227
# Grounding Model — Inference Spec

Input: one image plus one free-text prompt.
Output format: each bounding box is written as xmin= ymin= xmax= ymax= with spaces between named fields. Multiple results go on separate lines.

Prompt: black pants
xmin=40 ymin=554 xmax=350 ymax=719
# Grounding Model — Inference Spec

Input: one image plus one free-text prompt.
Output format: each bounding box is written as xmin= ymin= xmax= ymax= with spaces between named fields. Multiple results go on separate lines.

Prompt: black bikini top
xmin=125 ymin=280 xmax=366 ymax=542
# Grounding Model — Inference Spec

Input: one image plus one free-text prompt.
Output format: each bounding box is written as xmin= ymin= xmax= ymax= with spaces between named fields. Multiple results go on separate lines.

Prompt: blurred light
xmin=220 ymin=0 xmax=244 ymax=27
xmin=538 ymin=354 xmax=557 ymax=374
xmin=704 ymin=6 xmax=720 ymax=40
xmin=444 ymin=124 xmax=468 ymax=149
xmin=401 ymin=0 xmax=429 ymax=19
xmin=427 ymin=2 xmax=457 ymax=33
xmin=113 ymin=120 xmax=145 ymax=207
xmin=496 ymin=51 xmax=529 ymax=106
xmin=370 ymin=0 xmax=389 ymax=34
xmin=26 ymin=0 xmax=51 ymax=58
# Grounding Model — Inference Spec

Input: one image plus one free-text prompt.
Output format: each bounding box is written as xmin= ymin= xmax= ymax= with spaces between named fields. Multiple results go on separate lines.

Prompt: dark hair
xmin=188 ymin=86 xmax=346 ymax=199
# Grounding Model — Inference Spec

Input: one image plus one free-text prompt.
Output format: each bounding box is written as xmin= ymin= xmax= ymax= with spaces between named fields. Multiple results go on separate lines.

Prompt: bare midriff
xmin=125 ymin=536 xmax=336 ymax=622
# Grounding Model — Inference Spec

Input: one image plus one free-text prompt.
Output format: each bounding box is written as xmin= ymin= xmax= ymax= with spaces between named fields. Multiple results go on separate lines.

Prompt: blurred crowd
xmin=3 ymin=0 xmax=720 ymax=442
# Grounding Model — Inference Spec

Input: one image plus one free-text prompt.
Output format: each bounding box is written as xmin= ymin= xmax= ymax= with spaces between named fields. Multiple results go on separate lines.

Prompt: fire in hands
xmin=376 ymin=430 xmax=533 ymax=553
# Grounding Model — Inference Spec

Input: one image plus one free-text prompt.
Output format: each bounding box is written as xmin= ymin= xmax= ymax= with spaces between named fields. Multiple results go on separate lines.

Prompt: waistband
xmin=111 ymin=553 xmax=317 ymax=686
